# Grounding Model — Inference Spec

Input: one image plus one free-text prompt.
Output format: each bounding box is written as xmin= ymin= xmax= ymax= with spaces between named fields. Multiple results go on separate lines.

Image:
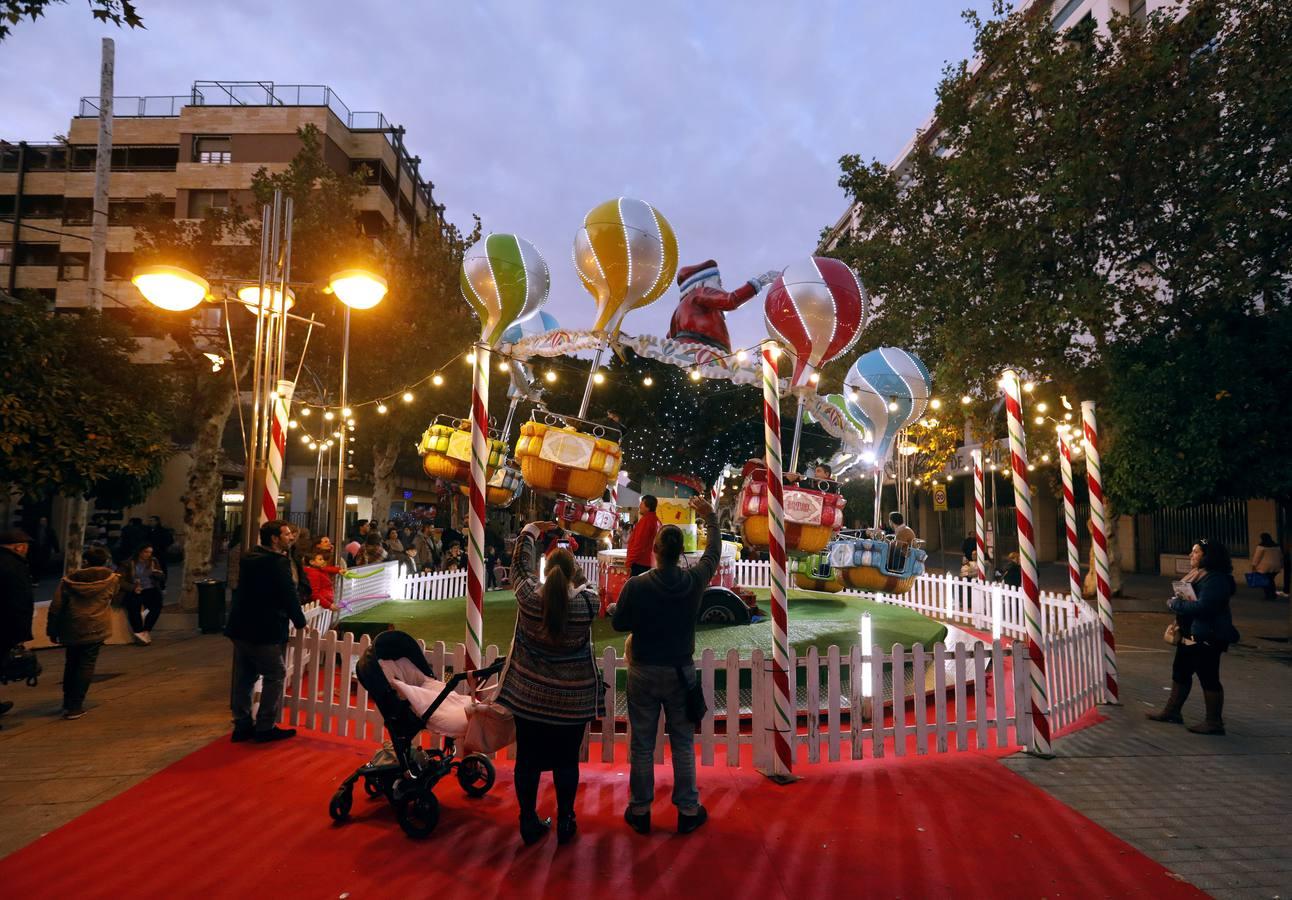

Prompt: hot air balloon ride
xmin=419 ymin=234 xmax=549 ymax=508
xmin=825 ymin=347 xmax=933 ymax=593
xmin=735 ymin=257 xmax=865 ymax=556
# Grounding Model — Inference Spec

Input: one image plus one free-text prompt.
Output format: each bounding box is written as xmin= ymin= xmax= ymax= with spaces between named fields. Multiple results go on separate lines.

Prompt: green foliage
xmin=1105 ymin=309 xmax=1292 ymax=510
xmin=1 ymin=0 xmax=142 ymax=40
xmin=0 ymin=296 xmax=172 ymax=502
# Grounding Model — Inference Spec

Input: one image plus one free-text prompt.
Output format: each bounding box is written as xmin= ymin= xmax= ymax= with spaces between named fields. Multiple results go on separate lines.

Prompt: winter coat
xmin=498 ymin=529 xmax=603 ymax=725
xmin=225 ymin=546 xmax=306 ymax=644
xmin=1169 ymin=571 xmax=1240 ymax=646
xmin=0 ymin=546 xmax=34 ymax=650
xmin=1251 ymin=544 xmax=1283 ymax=575
xmin=47 ymin=566 xmax=119 ymax=645
xmin=120 ymin=557 xmax=165 ymax=595
xmin=304 ymin=565 xmax=341 ymax=609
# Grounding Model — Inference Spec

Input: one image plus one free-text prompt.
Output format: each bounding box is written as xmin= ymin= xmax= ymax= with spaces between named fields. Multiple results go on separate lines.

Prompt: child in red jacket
xmin=305 ymin=552 xmax=343 ymax=609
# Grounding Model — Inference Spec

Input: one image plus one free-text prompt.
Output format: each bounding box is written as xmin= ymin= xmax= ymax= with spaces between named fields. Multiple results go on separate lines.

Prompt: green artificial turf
xmin=344 ymin=588 xmax=946 ymax=658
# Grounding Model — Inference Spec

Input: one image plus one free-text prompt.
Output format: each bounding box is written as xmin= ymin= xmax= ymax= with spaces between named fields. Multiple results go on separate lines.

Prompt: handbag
xmin=463 ymin=697 xmax=516 ymax=754
xmin=1 ymin=645 xmax=42 ymax=686
xmin=675 ymin=665 xmax=707 ymax=725
xmin=1163 ymin=621 xmax=1182 ymax=646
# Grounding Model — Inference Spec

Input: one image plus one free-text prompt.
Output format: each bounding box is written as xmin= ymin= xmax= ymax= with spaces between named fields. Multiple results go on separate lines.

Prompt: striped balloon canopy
xmin=460 ymin=233 xmax=550 ymax=346
xmin=764 ymin=257 xmax=867 ymax=392
xmin=574 ymin=197 xmax=678 ymax=336
xmin=500 ymin=309 xmax=560 ymax=345
xmin=843 ymin=347 xmax=932 ymax=466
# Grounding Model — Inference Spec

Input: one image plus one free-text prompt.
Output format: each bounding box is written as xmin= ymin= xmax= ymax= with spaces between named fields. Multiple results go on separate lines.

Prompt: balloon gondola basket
xmin=791 ymin=553 xmax=845 ymax=593
xmin=516 ymin=412 xmax=621 ymax=502
xmin=555 ymin=496 xmax=618 ymax=540
xmin=457 ymin=460 xmax=524 ymax=508
xmin=734 ymin=461 xmax=845 ymax=556
xmin=825 ymin=531 xmax=927 ymax=595
xmin=418 ymin=414 xmax=507 ymax=485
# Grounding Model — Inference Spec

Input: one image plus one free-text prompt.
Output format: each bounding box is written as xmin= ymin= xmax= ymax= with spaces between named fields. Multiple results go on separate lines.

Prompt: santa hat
xmin=676 ymin=259 xmax=720 ymax=295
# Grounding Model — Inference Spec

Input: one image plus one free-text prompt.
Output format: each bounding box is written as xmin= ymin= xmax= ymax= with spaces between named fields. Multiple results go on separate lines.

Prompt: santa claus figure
xmin=667 ymin=259 xmax=779 ymax=353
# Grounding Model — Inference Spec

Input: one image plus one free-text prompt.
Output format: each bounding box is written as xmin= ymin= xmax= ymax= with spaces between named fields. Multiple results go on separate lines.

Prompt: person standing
xmin=120 ymin=545 xmax=165 ymax=645
xmin=612 ymin=496 xmax=719 ymax=836
xmin=287 ymin=525 xmax=313 ymax=608
xmin=117 ymin=517 xmax=148 ymax=563
xmin=1148 ymin=539 xmax=1240 ymax=735
xmin=625 ymin=495 xmax=660 ymax=577
xmin=413 ymin=523 xmax=441 ymax=573
xmin=224 ymin=519 xmax=304 ymax=743
xmin=0 ymin=529 xmax=35 ymax=723
xmin=146 ymin=516 xmax=174 ymax=576
xmin=46 ymin=546 xmax=118 ymax=720
xmin=498 ymin=520 xmax=602 ymax=846
xmin=1250 ymin=533 xmax=1283 ymax=601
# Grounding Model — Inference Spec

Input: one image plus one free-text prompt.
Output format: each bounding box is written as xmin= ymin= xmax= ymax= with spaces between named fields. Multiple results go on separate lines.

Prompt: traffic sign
xmin=932 ymin=485 xmax=948 ymax=511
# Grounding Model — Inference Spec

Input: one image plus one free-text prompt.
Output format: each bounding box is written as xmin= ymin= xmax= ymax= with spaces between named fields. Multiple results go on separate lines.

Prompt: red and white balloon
xmin=764 ymin=257 xmax=867 ymax=391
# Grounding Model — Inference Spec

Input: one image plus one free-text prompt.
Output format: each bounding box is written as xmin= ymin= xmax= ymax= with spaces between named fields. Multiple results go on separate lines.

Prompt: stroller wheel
xmin=362 ymin=775 xmax=384 ymax=798
xmin=328 ymin=788 xmax=353 ymax=822
xmin=396 ymin=791 xmax=440 ymax=838
xmin=456 ymin=754 xmax=496 ymax=798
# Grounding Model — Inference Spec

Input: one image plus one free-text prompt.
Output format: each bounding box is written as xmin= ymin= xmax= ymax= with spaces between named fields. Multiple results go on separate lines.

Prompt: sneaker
xmin=132 ymin=632 xmax=147 ymax=645
xmin=623 ymin=808 xmax=651 ymax=835
xmin=231 ymin=725 xmax=256 ymax=743
xmin=0 ymin=700 xmax=13 ymax=717
xmin=678 ymin=805 xmax=708 ymax=835
xmin=254 ymin=726 xmax=296 ymax=743
xmin=62 ymin=709 xmax=87 ymax=720
xmin=139 ymin=632 xmax=153 ymax=645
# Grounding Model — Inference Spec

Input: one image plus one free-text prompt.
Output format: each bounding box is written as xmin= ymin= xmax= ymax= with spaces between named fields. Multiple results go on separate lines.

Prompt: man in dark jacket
xmin=612 ymin=496 xmax=718 ymax=836
xmin=0 ymin=528 xmax=36 ymax=722
xmin=225 ymin=519 xmax=305 ymax=743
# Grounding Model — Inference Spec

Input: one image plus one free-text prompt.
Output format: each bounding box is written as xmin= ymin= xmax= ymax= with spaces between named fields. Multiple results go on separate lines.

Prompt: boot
xmin=556 ymin=811 xmax=577 ymax=845
xmin=1187 ymin=689 xmax=1225 ymax=735
xmin=1145 ymin=682 xmax=1188 ymax=724
xmin=519 ymin=813 xmax=551 ymax=846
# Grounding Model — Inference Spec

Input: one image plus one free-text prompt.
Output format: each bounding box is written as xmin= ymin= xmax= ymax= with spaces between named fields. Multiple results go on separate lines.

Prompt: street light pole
xmin=333 ymin=305 xmax=352 ymax=548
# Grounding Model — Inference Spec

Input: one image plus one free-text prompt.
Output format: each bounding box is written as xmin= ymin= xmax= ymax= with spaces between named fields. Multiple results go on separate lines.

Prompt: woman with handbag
xmin=497 ymin=521 xmax=602 ymax=846
xmin=1147 ymin=538 xmax=1240 ymax=734
xmin=1250 ymin=533 xmax=1283 ymax=600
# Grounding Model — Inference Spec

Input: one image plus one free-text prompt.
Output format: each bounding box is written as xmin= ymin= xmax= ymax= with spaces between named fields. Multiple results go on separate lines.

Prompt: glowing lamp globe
xmin=460 ymin=233 xmax=550 ymax=346
xmin=574 ymin=198 xmax=677 ymax=335
xmin=236 ymin=284 xmax=295 ymax=315
xmin=133 ymin=265 xmax=209 ymax=312
xmin=329 ymin=269 xmax=388 ymax=310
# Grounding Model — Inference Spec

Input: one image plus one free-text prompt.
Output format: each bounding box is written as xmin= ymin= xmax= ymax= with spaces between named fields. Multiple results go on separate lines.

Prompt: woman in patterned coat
xmin=498 ymin=520 xmax=603 ymax=846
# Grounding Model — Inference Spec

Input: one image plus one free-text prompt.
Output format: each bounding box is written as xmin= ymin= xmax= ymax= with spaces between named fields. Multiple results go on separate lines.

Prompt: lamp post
xmin=132 ymin=190 xmax=384 ymax=553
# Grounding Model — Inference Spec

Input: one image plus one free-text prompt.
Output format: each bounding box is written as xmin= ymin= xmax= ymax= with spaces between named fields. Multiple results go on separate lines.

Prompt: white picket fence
xmin=282 ymin=557 xmax=1105 ymax=768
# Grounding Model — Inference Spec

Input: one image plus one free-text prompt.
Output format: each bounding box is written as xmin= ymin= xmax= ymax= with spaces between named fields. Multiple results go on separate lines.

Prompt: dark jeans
xmin=630 ymin=563 xmax=651 ymax=577
xmin=124 ymin=587 xmax=163 ymax=633
xmin=1171 ymin=640 xmax=1224 ymax=692
xmin=61 ymin=642 xmax=103 ymax=712
xmin=230 ymin=639 xmax=287 ymax=733
xmin=626 ymin=663 xmax=699 ymax=815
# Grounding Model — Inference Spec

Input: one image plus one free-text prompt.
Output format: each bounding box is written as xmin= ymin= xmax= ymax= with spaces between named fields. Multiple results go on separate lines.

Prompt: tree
xmin=826 ymin=0 xmax=1292 ymax=511
xmin=0 ymin=295 xmax=171 ymax=505
xmin=1 ymin=0 xmax=142 ymax=40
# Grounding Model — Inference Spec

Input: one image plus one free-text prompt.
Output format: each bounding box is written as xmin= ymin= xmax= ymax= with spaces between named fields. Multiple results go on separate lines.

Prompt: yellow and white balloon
xmin=574 ymin=197 xmax=678 ymax=336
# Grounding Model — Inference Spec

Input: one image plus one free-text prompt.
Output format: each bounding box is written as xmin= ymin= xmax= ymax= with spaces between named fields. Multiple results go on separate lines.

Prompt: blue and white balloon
xmin=843 ymin=348 xmax=932 ymax=467
xmin=501 ymin=310 xmax=561 ymax=345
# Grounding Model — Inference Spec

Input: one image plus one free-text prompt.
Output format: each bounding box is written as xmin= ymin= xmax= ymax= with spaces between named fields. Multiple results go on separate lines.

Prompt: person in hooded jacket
xmin=612 ymin=495 xmax=719 ymax=836
xmin=1147 ymin=538 xmax=1241 ymax=735
xmin=46 ymin=546 xmax=119 ymax=719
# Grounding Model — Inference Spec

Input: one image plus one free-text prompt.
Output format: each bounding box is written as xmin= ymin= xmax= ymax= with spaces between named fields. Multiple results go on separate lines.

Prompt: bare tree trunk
xmin=61 ymin=496 xmax=88 ymax=576
xmin=369 ymin=437 xmax=401 ymax=526
xmin=179 ymin=376 xmax=238 ymax=611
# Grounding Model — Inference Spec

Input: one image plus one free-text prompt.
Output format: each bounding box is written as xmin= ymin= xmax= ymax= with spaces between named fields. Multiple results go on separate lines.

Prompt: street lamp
xmin=328 ymin=268 xmax=388 ymax=548
xmin=131 ymin=265 xmax=209 ymax=311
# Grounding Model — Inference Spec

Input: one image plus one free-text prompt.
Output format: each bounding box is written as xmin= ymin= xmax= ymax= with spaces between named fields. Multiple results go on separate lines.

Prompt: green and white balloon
xmin=460 ymin=233 xmax=550 ymax=346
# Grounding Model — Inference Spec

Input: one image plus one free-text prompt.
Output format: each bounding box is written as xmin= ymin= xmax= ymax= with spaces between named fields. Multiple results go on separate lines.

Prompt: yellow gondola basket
xmin=456 ymin=461 xmax=525 ymax=508
xmin=418 ymin=416 xmax=506 ymax=485
xmin=515 ymin=413 xmax=621 ymax=501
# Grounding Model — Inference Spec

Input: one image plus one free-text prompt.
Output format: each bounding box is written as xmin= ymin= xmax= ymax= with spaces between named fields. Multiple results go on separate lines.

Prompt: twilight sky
xmin=0 ymin=0 xmax=994 ymax=348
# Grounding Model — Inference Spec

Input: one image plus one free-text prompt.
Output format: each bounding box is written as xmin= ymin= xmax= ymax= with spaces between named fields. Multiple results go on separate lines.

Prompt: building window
xmin=70 ymin=145 xmax=98 ymax=169
xmin=0 ymin=244 xmax=12 ymax=265
xmin=106 ymin=251 xmax=135 ymax=279
xmin=0 ymin=148 xmax=19 ymax=172
xmin=118 ymin=145 xmax=179 ymax=170
xmin=186 ymin=190 xmax=230 ymax=218
xmin=59 ymin=252 xmax=89 ymax=281
xmin=16 ymin=243 xmax=61 ymax=266
xmin=355 ymin=209 xmax=387 ymax=236
xmin=350 ymin=159 xmax=382 ymax=185
xmin=109 ymin=197 xmax=170 ymax=224
xmin=62 ymin=197 xmax=94 ymax=225
xmin=0 ymin=194 xmax=14 ymax=216
xmin=195 ymin=136 xmax=232 ymax=164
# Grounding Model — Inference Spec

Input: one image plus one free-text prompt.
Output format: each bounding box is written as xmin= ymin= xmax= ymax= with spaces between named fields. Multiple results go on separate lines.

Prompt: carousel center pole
xmin=576 ymin=341 xmax=606 ymax=419
xmin=760 ymin=341 xmax=795 ymax=782
xmin=1001 ymin=370 xmax=1051 ymax=756
xmin=466 ymin=342 xmax=491 ymax=670
xmin=787 ymin=396 xmax=806 ymax=475
xmin=1083 ymin=401 xmax=1119 ymax=704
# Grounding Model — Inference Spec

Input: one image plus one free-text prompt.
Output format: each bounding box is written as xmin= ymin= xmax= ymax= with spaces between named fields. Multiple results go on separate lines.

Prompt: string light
xmin=1023 ymin=381 xmax=1035 ymax=393
xmin=309 ymin=442 xmax=317 ymax=451
xmin=498 ymin=360 xmax=510 ymax=373
xmin=403 ymin=391 xmax=414 ymax=403
xmin=324 ymin=411 xmax=335 ymax=421
xmin=432 ymin=374 xmax=444 ymax=386
xmin=887 ymin=399 xmax=899 ymax=412
xmin=377 ymin=403 xmax=388 ymax=414
xmin=1063 ymin=412 xmax=1073 ymax=421
xmin=1037 ymin=402 xmax=1048 ymax=413
xmin=642 ymin=375 xmax=653 ymax=387
xmin=1034 ymin=416 xmax=1044 ymax=425
xmin=341 ymin=407 xmax=352 ymax=418
xmin=332 ymin=431 xmax=341 ymax=438
xmin=592 ymin=371 xmax=605 ymax=385
xmin=735 ymin=350 xmax=748 ymax=362
xmin=809 ymin=372 xmax=820 ymax=384
xmin=300 ymin=407 xmax=310 ymax=417
xmin=689 ymin=369 xmax=701 ymax=381
xmin=300 ymin=434 xmax=310 ymax=444
xmin=545 ymin=370 xmax=557 ymax=383
xmin=961 ymin=395 xmax=972 ymax=405
xmin=929 ymin=398 xmax=942 ymax=410
xmin=1041 ymin=453 xmax=1051 ymax=462
xmin=466 ymin=351 xmax=476 ymax=365
xmin=287 ymin=420 xmax=298 ymax=429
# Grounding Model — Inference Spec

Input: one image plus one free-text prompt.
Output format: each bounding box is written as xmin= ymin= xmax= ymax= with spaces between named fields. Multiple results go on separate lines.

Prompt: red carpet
xmin=0 ymin=732 xmax=1201 ymax=899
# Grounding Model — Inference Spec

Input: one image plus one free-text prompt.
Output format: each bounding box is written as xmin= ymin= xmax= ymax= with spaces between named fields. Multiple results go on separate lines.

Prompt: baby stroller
xmin=328 ymin=630 xmax=506 ymax=838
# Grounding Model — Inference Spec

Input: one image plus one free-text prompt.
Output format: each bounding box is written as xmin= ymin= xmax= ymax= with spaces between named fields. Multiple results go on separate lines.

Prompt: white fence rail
xmin=283 ymin=558 xmax=1105 ymax=769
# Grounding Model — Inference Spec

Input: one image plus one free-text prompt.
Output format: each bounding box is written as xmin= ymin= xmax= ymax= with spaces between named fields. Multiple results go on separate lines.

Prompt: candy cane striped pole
xmin=1058 ymin=428 xmax=1082 ymax=608
xmin=972 ymin=449 xmax=987 ymax=582
xmin=466 ymin=344 xmax=490 ymax=670
xmin=1001 ymin=371 xmax=1051 ymax=755
xmin=259 ymin=380 xmax=294 ymax=527
xmin=762 ymin=341 xmax=794 ymax=780
xmin=1082 ymin=401 xmax=1119 ymax=704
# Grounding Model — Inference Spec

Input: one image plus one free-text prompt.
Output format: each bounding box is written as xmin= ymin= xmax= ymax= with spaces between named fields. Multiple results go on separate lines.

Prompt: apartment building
xmin=1 ymin=80 xmax=441 ymax=315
